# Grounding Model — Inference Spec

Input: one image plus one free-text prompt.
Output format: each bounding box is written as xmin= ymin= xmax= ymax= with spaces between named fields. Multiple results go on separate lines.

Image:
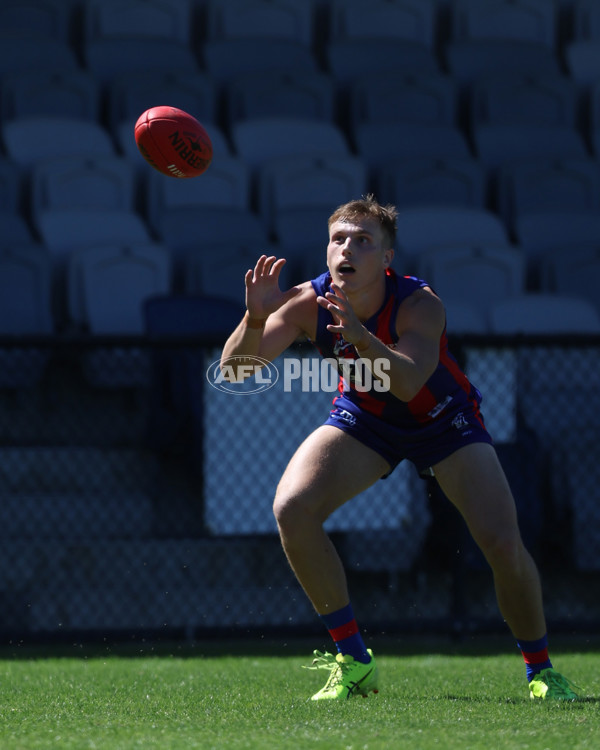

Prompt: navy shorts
xmin=324 ymin=401 xmax=493 ymax=477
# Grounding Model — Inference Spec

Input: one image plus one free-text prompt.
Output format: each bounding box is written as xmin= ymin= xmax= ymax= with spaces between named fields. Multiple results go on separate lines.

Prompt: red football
xmin=134 ymin=106 xmax=213 ymax=178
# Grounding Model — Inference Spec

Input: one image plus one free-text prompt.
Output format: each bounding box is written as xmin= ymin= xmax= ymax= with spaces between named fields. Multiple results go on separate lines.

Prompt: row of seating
xmin=5 ymin=64 xmax=600 ymax=137
xmin=2 ymin=215 xmax=600 ymax=336
xmin=3 ymin=0 xmax=600 ymax=50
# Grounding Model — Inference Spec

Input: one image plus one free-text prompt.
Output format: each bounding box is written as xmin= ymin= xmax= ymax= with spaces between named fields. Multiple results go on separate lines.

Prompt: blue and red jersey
xmin=310 ymin=268 xmax=485 ymax=432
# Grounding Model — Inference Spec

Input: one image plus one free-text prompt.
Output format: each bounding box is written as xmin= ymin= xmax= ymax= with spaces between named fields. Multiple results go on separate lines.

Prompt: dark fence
xmin=0 ymin=334 xmax=599 ymax=642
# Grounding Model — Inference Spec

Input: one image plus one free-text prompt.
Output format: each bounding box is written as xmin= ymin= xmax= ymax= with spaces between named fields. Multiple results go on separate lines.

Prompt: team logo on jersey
xmin=452 ymin=412 xmax=470 ymax=431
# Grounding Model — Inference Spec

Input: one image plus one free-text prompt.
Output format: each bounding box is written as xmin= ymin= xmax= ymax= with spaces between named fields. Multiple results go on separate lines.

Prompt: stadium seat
xmin=83 ymin=38 xmax=200 ymax=86
xmin=450 ymin=0 xmax=557 ymax=47
xmin=205 ymin=0 xmax=314 ymax=45
xmin=573 ymin=0 xmax=600 ymax=41
xmin=107 ymin=70 xmax=217 ymax=134
xmin=496 ymin=158 xmax=600 ymax=231
xmin=489 ymin=293 xmax=600 ymax=333
xmin=0 ymin=36 xmax=78 ymax=76
xmin=0 ymin=244 xmax=53 ymax=334
xmin=377 ymin=156 xmax=486 ymax=209
xmin=0 ymin=213 xmax=35 ymax=246
xmin=349 ymin=71 xmax=457 ymax=127
xmin=82 ymin=0 xmax=192 ymax=42
xmin=329 ymin=0 xmax=437 ymax=48
xmin=257 ymin=153 xmax=367 ymax=235
xmin=68 ymin=242 xmax=171 ymax=334
xmin=184 ymin=242 xmax=287 ymax=302
xmin=201 ymin=39 xmax=318 ymax=84
xmin=231 ymin=117 xmax=350 ymax=171
xmin=353 ymin=122 xmax=471 ymax=171
xmin=225 ymin=70 xmax=335 ymax=125
xmin=1 ymin=117 xmax=116 ymax=168
xmin=156 ymin=206 xmax=268 ymax=262
xmin=445 ymin=40 xmax=560 ymax=86
xmin=417 ymin=244 xmax=526 ymax=325
xmin=469 ymin=74 xmax=578 ymax=128
xmin=31 ymin=156 xmax=137 ymax=222
xmin=516 ymin=209 xmax=600 ymax=255
xmin=540 ymin=245 xmax=600 ymax=315
xmin=395 ymin=206 xmax=509 ymax=268
xmin=0 ymin=0 xmax=71 ymax=40
xmin=473 ymin=123 xmax=588 ymax=172
xmin=565 ymin=40 xmax=600 ymax=87
xmin=326 ymin=39 xmax=439 ymax=87
xmin=0 ymin=69 xmax=101 ymax=123
xmin=0 ymin=159 xmax=23 ymax=214
xmin=144 ymin=156 xmax=251 ymax=234
xmin=0 ymin=243 xmax=54 ymax=387
xmin=36 ymin=209 xmax=151 ymax=259
xmin=441 ymin=299 xmax=488 ymax=333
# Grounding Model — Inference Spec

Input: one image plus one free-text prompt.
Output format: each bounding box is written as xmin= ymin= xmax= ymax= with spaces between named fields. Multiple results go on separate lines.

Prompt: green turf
xmin=0 ymin=640 xmax=598 ymax=750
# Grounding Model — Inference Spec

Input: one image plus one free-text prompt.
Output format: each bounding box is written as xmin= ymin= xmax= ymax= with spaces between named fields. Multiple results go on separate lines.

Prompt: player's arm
xmin=318 ymin=284 xmax=444 ymax=402
xmin=221 ymin=255 xmax=315 ymax=371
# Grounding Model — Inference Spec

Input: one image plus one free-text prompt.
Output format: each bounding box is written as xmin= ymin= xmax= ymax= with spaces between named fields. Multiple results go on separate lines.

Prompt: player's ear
xmin=383 ymin=248 xmax=394 ymax=268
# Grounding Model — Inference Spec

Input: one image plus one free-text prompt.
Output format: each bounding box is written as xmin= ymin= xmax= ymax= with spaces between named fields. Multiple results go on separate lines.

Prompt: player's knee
xmin=273 ymin=489 xmax=314 ymax=540
xmin=477 ymin=527 xmax=525 ymax=571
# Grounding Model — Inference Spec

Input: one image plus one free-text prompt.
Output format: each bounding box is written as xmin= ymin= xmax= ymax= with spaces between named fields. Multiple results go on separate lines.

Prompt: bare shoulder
xmin=396 ymin=286 xmax=445 ymax=338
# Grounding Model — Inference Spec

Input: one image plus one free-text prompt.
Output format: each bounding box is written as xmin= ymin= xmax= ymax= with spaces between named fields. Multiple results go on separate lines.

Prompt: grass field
xmin=0 ymin=637 xmax=598 ymax=750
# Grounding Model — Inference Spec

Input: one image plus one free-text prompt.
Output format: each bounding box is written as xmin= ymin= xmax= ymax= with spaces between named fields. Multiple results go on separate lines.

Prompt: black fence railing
xmin=0 ymin=334 xmax=599 ymax=641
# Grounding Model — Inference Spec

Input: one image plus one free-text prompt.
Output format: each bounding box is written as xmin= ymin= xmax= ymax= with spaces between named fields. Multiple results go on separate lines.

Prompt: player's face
xmin=327 ymin=217 xmax=393 ymax=291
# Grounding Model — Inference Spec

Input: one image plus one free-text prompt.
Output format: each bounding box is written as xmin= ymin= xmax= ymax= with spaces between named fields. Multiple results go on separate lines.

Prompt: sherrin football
xmin=134 ymin=106 xmax=213 ymax=178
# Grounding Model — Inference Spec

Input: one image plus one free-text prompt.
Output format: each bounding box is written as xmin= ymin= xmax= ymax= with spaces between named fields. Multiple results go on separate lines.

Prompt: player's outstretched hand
xmin=316 ymin=283 xmax=367 ymax=347
xmin=245 ymin=255 xmax=300 ymax=319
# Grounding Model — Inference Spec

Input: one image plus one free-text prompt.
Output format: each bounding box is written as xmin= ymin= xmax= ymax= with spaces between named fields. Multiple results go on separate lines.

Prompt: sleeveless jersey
xmin=309 ymin=268 xmax=484 ymax=432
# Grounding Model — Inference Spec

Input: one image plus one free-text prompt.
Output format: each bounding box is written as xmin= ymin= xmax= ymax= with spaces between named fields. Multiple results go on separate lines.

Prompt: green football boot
xmin=305 ymin=648 xmax=379 ymax=701
xmin=529 ymin=668 xmax=579 ymax=701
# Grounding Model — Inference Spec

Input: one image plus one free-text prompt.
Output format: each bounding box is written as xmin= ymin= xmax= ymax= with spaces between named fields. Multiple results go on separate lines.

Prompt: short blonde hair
xmin=328 ymin=194 xmax=397 ymax=249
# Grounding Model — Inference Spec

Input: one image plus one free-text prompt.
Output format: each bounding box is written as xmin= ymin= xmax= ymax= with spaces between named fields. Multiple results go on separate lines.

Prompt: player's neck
xmin=346 ymin=276 xmax=387 ymax=322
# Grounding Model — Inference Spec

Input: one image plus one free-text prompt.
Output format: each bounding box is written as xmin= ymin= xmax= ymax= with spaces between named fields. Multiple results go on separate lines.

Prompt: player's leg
xmin=432 ymin=441 xmax=545 ymax=639
xmin=273 ymin=424 xmax=390 ymax=616
xmin=432 ymin=442 xmax=579 ymax=699
xmin=274 ymin=425 xmax=389 ymax=699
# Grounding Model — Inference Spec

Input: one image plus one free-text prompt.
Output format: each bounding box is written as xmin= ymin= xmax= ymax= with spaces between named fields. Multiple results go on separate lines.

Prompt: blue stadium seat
xmin=490 ymin=293 xmax=600 ymax=333
xmin=82 ymin=0 xmax=192 ymax=42
xmin=473 ymin=123 xmax=588 ymax=172
xmin=2 ymin=117 xmax=116 ymax=168
xmin=144 ymin=156 xmax=251 ymax=234
xmin=329 ymin=0 xmax=437 ymax=48
xmin=205 ymin=0 xmax=313 ymax=45
xmin=354 ymin=122 xmax=471 ymax=171
xmin=31 ymin=156 xmax=137 ymax=222
xmin=0 ymin=69 xmax=100 ymax=123
xmin=445 ymin=40 xmax=560 ymax=85
xmin=107 ymin=70 xmax=217 ymax=134
xmin=496 ymin=157 xmax=600 ymax=230
xmin=327 ymin=39 xmax=439 ymax=87
xmin=450 ymin=0 xmax=557 ymax=47
xmin=565 ymin=40 xmax=600 ymax=87
xmin=257 ymin=153 xmax=367 ymax=235
xmin=417 ymin=244 xmax=526 ymax=325
xmin=0 ymin=158 xmax=23 ymax=213
xmin=469 ymin=74 xmax=578 ymax=128
xmin=231 ymin=117 xmax=350 ymax=172
xmin=0 ymin=35 xmax=78 ymax=76
xmin=377 ymin=156 xmax=486 ymax=209
xmin=68 ymin=242 xmax=171 ymax=334
xmin=516 ymin=210 xmax=600 ymax=255
xmin=350 ymin=71 xmax=457 ymax=127
xmin=0 ymin=213 xmax=35 ymax=246
xmin=0 ymin=0 xmax=71 ymax=40
xmin=573 ymin=0 xmax=600 ymax=41
xmin=540 ymin=245 xmax=600 ymax=316
xmin=0 ymin=244 xmax=53 ymax=334
xmin=202 ymin=39 xmax=318 ymax=84
xmin=395 ymin=206 xmax=508 ymax=270
xmin=225 ymin=70 xmax=335 ymax=125
xmin=441 ymin=299 xmax=488 ymax=333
